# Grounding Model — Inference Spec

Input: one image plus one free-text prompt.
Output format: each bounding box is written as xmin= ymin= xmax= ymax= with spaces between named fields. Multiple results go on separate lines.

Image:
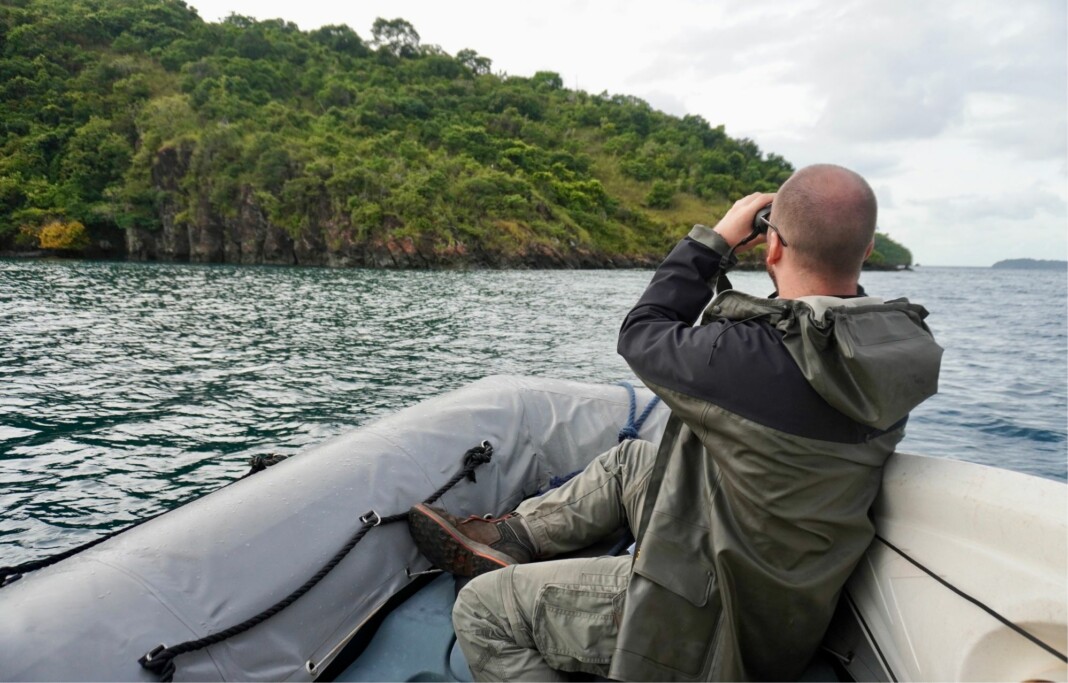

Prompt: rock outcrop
xmin=124 ymin=147 xmax=656 ymax=269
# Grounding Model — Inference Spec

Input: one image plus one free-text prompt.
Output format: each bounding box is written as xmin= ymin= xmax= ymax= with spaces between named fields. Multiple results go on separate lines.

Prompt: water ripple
xmin=0 ymin=261 xmax=1065 ymax=562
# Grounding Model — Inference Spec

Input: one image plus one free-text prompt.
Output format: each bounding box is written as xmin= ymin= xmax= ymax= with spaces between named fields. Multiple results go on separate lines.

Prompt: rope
xmin=139 ymin=441 xmax=494 ymax=682
xmin=242 ymin=453 xmax=290 ymax=477
xmin=875 ymin=534 xmax=1067 ymax=663
xmin=615 ymin=381 xmax=661 ymax=443
xmin=0 ymin=453 xmax=291 ymax=588
xmin=539 ymin=384 xmax=660 ymax=494
xmin=544 ymin=381 xmax=649 ymax=555
xmin=546 ymin=469 xmax=581 ymax=490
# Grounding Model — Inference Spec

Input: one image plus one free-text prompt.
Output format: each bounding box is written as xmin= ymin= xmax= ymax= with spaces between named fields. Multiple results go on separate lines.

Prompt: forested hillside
xmin=0 ymin=0 xmax=912 ymax=268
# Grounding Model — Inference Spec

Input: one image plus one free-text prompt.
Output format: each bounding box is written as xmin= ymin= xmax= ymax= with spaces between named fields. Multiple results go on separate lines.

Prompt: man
xmin=408 ymin=164 xmax=943 ymax=680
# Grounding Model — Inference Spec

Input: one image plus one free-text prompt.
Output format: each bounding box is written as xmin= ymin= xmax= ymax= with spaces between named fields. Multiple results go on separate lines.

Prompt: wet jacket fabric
xmin=610 ymin=225 xmax=943 ymax=681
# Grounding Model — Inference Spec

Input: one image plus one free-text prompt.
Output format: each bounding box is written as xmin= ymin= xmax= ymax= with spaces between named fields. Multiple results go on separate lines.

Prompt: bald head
xmin=772 ymin=164 xmax=877 ymax=281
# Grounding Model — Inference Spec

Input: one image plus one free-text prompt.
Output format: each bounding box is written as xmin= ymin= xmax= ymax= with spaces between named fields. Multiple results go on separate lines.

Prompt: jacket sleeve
xmin=617 ymin=225 xmax=748 ymax=401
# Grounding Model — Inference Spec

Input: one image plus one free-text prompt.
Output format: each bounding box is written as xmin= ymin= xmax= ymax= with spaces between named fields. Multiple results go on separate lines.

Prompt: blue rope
xmin=615 ymin=381 xmax=661 ymax=443
xmin=539 ymin=382 xmax=661 ymax=494
xmin=546 ymin=470 xmax=581 ymax=490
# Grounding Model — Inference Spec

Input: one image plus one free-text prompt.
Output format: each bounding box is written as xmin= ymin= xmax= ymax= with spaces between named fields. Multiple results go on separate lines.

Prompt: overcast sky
xmin=185 ymin=0 xmax=1066 ymax=267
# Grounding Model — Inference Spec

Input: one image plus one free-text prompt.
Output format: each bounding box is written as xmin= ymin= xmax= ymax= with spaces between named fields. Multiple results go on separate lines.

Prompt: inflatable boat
xmin=0 ymin=376 xmax=1064 ymax=681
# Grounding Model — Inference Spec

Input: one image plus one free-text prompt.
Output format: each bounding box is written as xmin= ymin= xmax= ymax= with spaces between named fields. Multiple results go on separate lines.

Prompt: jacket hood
xmin=706 ymin=291 xmax=943 ymax=430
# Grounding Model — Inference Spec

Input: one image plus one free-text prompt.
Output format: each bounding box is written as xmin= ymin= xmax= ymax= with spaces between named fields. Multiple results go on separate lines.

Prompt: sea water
xmin=1 ymin=260 xmax=1065 ymax=563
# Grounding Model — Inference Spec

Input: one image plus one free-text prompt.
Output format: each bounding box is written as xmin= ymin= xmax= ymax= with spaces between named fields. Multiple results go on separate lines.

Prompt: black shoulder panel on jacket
xmin=700 ymin=319 xmax=896 ymax=442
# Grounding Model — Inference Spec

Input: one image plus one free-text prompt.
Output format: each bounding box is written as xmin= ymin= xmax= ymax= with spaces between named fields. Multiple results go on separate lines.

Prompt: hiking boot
xmin=408 ymin=503 xmax=536 ymax=577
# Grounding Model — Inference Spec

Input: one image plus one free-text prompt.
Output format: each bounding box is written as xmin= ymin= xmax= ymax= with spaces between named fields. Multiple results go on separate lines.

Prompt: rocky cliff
xmin=123 ymin=147 xmax=653 ymax=269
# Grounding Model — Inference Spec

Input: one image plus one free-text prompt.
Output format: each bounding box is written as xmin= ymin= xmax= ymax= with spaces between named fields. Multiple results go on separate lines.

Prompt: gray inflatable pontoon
xmin=1 ymin=375 xmax=1065 ymax=681
xmin=0 ymin=376 xmax=669 ymax=681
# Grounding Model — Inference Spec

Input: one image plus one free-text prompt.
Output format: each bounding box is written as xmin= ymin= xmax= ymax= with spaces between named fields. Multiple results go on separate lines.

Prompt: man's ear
xmin=864 ymin=239 xmax=875 ymax=260
xmin=766 ymin=233 xmax=784 ymax=265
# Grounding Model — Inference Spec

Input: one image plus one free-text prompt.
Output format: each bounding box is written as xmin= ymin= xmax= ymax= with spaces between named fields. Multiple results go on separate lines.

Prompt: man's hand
xmin=712 ymin=192 xmax=776 ymax=253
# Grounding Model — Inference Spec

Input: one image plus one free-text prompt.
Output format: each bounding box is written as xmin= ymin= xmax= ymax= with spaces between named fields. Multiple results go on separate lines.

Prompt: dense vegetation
xmin=0 ymin=0 xmax=912 ymax=268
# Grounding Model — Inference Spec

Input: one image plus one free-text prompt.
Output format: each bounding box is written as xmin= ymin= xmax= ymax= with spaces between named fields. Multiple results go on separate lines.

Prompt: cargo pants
xmin=452 ymin=438 xmax=657 ymax=681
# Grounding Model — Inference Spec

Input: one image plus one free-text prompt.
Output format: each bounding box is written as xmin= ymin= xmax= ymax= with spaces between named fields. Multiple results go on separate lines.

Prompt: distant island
xmin=992 ymin=259 xmax=1068 ymax=270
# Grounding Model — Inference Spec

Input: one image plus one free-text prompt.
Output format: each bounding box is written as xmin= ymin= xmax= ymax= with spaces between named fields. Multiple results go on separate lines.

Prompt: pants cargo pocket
xmin=532 ymin=583 xmax=624 ymax=674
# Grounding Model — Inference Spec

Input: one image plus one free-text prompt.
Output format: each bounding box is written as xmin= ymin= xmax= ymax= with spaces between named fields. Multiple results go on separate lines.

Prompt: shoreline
xmin=0 ymin=249 xmax=912 ymax=271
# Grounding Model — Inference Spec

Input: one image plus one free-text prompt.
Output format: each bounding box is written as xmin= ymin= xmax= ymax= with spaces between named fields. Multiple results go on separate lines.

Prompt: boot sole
xmin=408 ymin=504 xmax=516 ymax=577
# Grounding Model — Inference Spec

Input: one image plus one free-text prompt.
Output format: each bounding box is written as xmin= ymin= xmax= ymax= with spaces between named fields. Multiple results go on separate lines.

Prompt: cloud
xmin=637 ymin=89 xmax=690 ymax=118
xmin=958 ymin=95 xmax=1067 ymax=162
xmin=873 ymin=184 xmax=895 ymax=210
xmin=757 ymin=133 xmax=907 ymax=178
xmin=912 ymin=188 xmax=1067 ymax=224
xmin=640 ymin=0 xmax=1066 ymax=159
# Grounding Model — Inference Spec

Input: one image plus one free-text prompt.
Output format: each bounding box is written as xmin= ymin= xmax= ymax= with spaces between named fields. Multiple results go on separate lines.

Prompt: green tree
xmin=456 ymin=48 xmax=491 ymax=75
xmin=310 ymin=24 xmax=369 ymax=57
xmin=371 ymin=18 xmax=420 ymax=58
xmin=645 ymin=180 xmax=674 ymax=209
xmin=868 ymin=232 xmax=912 ymax=268
xmin=531 ymin=71 xmax=563 ymax=90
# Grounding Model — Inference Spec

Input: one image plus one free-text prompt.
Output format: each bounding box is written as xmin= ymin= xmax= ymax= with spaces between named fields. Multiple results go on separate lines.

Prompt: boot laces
xmin=461 ymin=513 xmax=511 ymax=525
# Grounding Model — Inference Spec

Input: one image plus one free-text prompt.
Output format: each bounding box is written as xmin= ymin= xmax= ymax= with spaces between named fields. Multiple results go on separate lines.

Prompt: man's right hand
xmin=712 ymin=192 xmax=776 ymax=253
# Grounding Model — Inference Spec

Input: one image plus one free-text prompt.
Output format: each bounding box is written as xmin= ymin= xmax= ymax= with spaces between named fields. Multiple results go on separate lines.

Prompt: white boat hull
xmin=830 ymin=450 xmax=1067 ymax=681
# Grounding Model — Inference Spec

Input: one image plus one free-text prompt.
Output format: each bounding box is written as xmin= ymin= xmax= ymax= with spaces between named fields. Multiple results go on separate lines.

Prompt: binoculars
xmin=753 ymin=203 xmax=773 ymax=233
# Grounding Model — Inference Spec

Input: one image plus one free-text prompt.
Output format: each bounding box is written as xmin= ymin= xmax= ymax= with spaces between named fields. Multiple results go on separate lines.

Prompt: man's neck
xmin=776 ymin=283 xmax=861 ymax=299
xmin=771 ymin=286 xmax=866 ymax=299
xmin=771 ymin=266 xmax=860 ymax=299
